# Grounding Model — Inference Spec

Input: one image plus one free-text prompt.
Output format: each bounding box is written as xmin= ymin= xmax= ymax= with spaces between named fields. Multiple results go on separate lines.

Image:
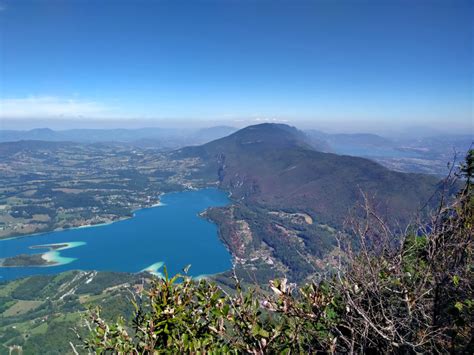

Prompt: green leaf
xmin=259 ymin=328 xmax=270 ymax=338
xmin=251 ymin=324 xmax=260 ymax=337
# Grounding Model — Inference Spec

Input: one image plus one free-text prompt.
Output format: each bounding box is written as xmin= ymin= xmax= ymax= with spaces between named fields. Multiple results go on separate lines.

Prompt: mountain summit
xmin=180 ymin=123 xmax=312 ymax=158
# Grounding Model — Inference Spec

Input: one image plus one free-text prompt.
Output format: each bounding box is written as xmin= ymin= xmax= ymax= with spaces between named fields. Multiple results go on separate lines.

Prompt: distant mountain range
xmin=306 ymin=129 xmax=472 ymax=158
xmin=0 ymin=126 xmax=238 ymax=149
xmin=2 ymin=125 xmax=470 ymax=175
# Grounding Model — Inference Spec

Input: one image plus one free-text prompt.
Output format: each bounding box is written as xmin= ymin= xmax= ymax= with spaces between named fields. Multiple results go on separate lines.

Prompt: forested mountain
xmin=178 ymin=123 xmax=440 ymax=227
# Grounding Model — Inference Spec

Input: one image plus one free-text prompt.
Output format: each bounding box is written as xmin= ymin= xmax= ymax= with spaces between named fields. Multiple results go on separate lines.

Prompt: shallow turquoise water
xmin=0 ymin=188 xmax=232 ymax=281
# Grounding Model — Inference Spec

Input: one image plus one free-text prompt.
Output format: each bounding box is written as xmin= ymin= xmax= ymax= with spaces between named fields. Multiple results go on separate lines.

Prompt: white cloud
xmin=0 ymin=96 xmax=120 ymax=119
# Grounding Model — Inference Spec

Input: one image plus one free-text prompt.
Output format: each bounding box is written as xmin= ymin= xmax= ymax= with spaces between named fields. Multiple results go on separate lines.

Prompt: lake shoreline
xmin=0 ymin=199 xmax=165 ymax=242
xmin=0 ymin=186 xmax=232 ymax=242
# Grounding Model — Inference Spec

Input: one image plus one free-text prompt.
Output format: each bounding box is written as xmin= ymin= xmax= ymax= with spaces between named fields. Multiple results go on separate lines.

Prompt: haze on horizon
xmin=0 ymin=0 xmax=472 ymax=135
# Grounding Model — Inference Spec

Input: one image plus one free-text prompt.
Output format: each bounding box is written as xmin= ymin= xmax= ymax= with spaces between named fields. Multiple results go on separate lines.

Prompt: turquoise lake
xmin=0 ymin=188 xmax=232 ymax=281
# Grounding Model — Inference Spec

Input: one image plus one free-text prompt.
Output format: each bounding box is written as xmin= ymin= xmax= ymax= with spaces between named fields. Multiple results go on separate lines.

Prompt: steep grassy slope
xmin=0 ymin=271 xmax=144 ymax=354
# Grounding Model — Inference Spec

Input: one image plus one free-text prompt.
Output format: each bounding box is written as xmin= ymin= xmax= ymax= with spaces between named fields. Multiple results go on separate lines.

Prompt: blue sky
xmin=0 ymin=0 xmax=472 ymax=130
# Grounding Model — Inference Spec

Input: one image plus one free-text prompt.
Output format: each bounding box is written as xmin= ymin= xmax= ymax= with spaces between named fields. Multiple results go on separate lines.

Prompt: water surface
xmin=0 ymin=188 xmax=231 ymax=281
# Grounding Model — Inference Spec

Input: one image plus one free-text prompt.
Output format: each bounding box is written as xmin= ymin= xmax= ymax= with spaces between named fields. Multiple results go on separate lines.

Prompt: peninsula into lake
xmin=0 ymin=242 xmax=86 ymax=268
